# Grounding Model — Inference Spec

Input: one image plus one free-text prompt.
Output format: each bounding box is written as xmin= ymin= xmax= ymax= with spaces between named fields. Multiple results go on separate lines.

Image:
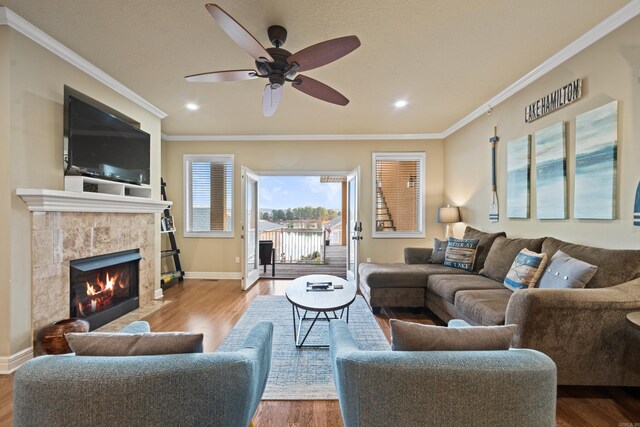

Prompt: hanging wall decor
xmin=507 ymin=135 xmax=531 ymax=219
xmin=489 ymin=127 xmax=499 ymax=223
xmin=535 ymin=122 xmax=567 ymax=219
xmin=574 ymin=101 xmax=618 ymax=220
xmin=634 ymin=181 xmax=640 ymax=226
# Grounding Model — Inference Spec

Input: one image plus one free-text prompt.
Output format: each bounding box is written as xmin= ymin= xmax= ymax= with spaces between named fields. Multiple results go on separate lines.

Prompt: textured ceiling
xmin=1 ymin=0 xmax=630 ymax=136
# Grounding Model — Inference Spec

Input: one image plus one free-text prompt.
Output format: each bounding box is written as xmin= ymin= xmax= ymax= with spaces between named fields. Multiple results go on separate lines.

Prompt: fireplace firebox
xmin=70 ymin=249 xmax=141 ymax=330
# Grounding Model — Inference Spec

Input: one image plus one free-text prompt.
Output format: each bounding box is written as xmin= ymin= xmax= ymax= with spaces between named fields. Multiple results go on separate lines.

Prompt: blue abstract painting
xmin=507 ymin=135 xmax=531 ymax=219
xmin=535 ymin=122 xmax=567 ymax=219
xmin=574 ymin=101 xmax=617 ymax=220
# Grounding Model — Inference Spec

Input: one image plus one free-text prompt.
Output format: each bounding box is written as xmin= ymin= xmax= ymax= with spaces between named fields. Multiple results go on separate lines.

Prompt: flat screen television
xmin=64 ymin=86 xmax=151 ymax=185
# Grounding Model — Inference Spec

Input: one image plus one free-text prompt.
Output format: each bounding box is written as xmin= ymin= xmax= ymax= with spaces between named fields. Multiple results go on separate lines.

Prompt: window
xmin=372 ymin=152 xmax=425 ymax=238
xmin=184 ymin=154 xmax=234 ymax=237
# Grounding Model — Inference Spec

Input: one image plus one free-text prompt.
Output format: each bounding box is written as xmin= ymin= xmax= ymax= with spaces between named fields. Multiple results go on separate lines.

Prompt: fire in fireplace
xmin=70 ymin=249 xmax=141 ymax=330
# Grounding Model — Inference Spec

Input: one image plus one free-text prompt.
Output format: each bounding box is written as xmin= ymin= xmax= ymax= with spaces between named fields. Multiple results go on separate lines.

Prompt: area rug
xmin=217 ymin=295 xmax=390 ymax=400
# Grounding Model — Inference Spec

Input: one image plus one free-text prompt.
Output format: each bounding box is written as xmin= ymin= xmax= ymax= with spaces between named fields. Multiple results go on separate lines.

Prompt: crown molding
xmin=441 ymin=0 xmax=640 ymax=138
xmin=0 ymin=6 xmax=167 ymax=119
xmin=161 ymin=132 xmax=444 ymax=142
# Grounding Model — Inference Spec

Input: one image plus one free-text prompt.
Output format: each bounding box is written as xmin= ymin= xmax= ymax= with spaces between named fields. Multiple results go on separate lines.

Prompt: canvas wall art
xmin=574 ymin=101 xmax=617 ymax=220
xmin=507 ymin=135 xmax=531 ymax=219
xmin=535 ymin=122 xmax=567 ymax=219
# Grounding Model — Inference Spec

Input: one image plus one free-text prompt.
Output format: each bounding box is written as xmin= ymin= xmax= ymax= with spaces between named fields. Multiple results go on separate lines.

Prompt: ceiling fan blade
xmin=185 ymin=69 xmax=258 ymax=83
xmin=262 ymin=84 xmax=283 ymax=117
xmin=292 ymin=75 xmax=349 ymax=106
xmin=287 ymin=35 xmax=360 ymax=72
xmin=206 ymin=4 xmax=274 ymax=63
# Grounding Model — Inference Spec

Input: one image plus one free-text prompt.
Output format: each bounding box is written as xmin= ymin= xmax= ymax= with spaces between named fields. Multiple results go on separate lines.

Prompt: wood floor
xmin=2 ymin=278 xmax=639 ymax=427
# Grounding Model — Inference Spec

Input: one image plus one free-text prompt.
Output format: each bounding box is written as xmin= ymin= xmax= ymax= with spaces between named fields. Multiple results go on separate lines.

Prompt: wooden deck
xmin=260 ymin=245 xmax=346 ymax=279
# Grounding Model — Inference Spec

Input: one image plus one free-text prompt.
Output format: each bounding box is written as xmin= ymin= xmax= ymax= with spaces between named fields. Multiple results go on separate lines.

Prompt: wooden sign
xmin=525 ymin=79 xmax=582 ymax=123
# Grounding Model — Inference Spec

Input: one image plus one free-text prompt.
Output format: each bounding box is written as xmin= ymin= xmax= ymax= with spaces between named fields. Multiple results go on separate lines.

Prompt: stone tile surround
xmin=31 ymin=211 xmax=157 ymax=344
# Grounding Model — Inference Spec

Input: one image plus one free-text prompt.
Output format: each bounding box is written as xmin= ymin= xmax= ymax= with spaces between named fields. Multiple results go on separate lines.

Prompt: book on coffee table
xmin=306 ymin=281 xmax=334 ymax=291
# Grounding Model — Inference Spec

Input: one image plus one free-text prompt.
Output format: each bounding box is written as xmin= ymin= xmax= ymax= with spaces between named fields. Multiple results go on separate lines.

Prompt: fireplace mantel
xmin=17 ymin=188 xmax=171 ymax=213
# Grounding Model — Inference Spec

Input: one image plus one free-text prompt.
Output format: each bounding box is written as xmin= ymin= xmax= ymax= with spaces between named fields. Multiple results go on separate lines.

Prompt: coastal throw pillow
xmin=443 ymin=237 xmax=479 ymax=271
xmin=428 ymin=238 xmax=448 ymax=264
xmin=390 ymin=320 xmax=516 ymax=351
xmin=537 ymin=250 xmax=598 ymax=289
xmin=503 ymin=249 xmax=548 ymax=291
xmin=66 ymin=332 xmax=204 ymax=356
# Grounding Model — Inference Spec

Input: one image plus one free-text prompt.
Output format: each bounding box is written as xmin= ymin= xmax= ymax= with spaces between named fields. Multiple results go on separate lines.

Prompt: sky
xmin=259 ymin=176 xmax=341 ymax=210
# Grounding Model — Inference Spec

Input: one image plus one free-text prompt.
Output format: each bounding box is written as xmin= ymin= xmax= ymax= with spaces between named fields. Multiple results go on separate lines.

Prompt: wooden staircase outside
xmin=375 ymin=187 xmax=396 ymax=232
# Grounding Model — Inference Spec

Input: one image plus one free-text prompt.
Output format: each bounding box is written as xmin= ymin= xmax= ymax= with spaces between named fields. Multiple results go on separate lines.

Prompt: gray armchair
xmin=329 ymin=320 xmax=557 ymax=427
xmin=14 ymin=321 xmax=273 ymax=427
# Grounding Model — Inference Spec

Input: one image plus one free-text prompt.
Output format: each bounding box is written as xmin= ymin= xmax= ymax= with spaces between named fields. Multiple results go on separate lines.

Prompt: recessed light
xmin=394 ymin=100 xmax=408 ymax=108
xmin=186 ymin=103 xmax=199 ymax=111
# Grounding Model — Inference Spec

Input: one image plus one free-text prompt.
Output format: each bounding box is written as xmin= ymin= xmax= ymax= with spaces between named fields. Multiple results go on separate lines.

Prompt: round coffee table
xmin=285 ymin=274 xmax=357 ymax=348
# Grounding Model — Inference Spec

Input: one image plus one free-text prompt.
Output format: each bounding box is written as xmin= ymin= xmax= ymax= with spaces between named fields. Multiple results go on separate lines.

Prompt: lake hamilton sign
xmin=525 ymin=79 xmax=582 ymax=123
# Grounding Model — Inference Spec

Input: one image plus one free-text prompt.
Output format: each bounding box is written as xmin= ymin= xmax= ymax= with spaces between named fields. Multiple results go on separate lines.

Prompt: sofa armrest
xmin=236 ymin=321 xmax=274 ymax=419
xmin=505 ymin=279 xmax=640 ymax=385
xmin=404 ymin=247 xmax=433 ymax=264
xmin=118 ymin=320 xmax=151 ymax=333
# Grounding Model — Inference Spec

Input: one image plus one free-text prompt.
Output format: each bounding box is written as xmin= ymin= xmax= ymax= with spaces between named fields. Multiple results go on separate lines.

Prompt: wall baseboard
xmin=0 ymin=347 xmax=33 ymax=374
xmin=154 ymin=288 xmax=164 ymax=299
xmin=184 ymin=271 xmax=242 ymax=280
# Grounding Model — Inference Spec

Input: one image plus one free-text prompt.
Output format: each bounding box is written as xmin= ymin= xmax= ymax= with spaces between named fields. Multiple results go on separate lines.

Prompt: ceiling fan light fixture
xmin=394 ymin=100 xmax=408 ymax=109
xmin=186 ymin=103 xmax=200 ymax=111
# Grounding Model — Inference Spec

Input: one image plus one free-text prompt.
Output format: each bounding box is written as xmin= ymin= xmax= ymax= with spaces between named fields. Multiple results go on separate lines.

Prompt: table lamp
xmin=437 ymin=206 xmax=462 ymax=239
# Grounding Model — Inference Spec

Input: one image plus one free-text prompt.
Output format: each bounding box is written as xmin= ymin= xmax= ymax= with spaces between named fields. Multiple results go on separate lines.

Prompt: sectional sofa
xmin=358 ymin=227 xmax=640 ymax=386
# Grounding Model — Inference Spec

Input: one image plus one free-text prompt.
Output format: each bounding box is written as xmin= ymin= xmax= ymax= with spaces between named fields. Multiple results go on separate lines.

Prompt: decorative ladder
xmin=160 ymin=178 xmax=184 ymax=288
xmin=375 ymin=186 xmax=396 ymax=231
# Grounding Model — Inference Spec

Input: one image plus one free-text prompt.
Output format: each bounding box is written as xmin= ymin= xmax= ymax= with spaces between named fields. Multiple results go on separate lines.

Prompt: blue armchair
xmin=13 ymin=321 xmax=273 ymax=427
xmin=330 ymin=320 xmax=557 ymax=427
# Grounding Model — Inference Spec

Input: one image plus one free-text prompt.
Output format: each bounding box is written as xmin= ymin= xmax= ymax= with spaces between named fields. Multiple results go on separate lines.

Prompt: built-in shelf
xmin=16 ymin=188 xmax=171 ymax=213
xmin=65 ymin=175 xmax=153 ymax=199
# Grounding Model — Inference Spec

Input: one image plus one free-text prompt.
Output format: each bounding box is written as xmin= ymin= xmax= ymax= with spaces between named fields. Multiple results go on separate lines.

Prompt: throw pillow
xmin=65 ymin=332 xmax=204 ymax=356
xmin=479 ymin=236 xmax=546 ymax=283
xmin=428 ymin=238 xmax=448 ymax=264
xmin=462 ymin=227 xmax=506 ymax=272
xmin=537 ymin=250 xmax=598 ymax=289
xmin=503 ymin=249 xmax=548 ymax=291
xmin=443 ymin=237 xmax=479 ymax=271
xmin=390 ymin=319 xmax=516 ymax=351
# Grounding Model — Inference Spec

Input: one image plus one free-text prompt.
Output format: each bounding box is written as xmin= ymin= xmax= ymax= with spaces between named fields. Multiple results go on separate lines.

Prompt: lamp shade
xmin=437 ymin=206 xmax=461 ymax=224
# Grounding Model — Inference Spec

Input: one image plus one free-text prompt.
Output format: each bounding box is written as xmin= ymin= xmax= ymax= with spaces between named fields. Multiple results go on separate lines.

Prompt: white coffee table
xmin=285 ymin=274 xmax=357 ymax=348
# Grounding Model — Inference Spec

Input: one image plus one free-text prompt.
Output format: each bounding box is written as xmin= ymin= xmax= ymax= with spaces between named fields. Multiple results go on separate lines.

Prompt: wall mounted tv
xmin=64 ymin=86 xmax=151 ymax=185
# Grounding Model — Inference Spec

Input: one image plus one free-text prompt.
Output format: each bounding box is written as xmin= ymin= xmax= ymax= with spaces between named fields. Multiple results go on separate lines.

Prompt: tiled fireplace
xmin=31 ymin=211 xmax=157 ymax=346
xmin=70 ymin=249 xmax=141 ymax=330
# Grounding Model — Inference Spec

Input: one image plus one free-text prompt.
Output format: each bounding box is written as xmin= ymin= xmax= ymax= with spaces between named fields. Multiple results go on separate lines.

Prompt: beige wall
xmin=0 ymin=27 xmax=11 ymax=356
xmin=2 ymin=29 xmax=163 ymax=357
xmin=444 ymin=15 xmax=640 ymax=248
xmin=161 ymin=139 xmax=444 ymax=273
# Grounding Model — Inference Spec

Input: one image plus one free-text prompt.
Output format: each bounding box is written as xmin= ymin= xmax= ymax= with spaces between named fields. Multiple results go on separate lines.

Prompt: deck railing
xmin=259 ymin=229 xmax=324 ymax=263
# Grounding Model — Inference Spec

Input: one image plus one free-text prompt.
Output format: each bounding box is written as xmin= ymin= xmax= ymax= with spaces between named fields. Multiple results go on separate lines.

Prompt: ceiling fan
xmin=185 ymin=3 xmax=361 ymax=116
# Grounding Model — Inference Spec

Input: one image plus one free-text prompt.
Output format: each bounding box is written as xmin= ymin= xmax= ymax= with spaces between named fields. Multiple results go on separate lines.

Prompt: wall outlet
xmin=235 ymin=257 xmax=240 ymax=264
xmin=366 ymin=257 xmax=371 ymax=263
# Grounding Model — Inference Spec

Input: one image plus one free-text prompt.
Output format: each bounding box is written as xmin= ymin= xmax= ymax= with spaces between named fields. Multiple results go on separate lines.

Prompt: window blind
xmin=185 ymin=155 xmax=233 ymax=235
xmin=374 ymin=157 xmax=424 ymax=234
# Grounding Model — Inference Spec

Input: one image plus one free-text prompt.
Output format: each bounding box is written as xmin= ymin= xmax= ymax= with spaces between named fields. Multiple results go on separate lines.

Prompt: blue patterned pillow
xmin=443 ymin=237 xmax=480 ymax=271
xmin=503 ymin=248 xmax=548 ymax=291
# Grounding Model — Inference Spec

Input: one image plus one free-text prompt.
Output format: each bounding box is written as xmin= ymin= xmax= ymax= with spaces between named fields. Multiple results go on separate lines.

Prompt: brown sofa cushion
xmin=479 ymin=236 xmax=546 ymax=283
xmin=359 ymin=262 xmax=473 ymax=289
xmin=463 ymin=226 xmax=507 ymax=272
xmin=427 ymin=274 xmax=503 ymax=304
xmin=390 ymin=319 xmax=516 ymax=351
xmin=65 ymin=332 xmax=204 ymax=356
xmin=454 ymin=289 xmax=512 ymax=325
xmin=541 ymin=237 xmax=640 ymax=288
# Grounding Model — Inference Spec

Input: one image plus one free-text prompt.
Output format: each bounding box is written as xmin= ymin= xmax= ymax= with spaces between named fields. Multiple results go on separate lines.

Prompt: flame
xmin=86 ymin=282 xmax=98 ymax=296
